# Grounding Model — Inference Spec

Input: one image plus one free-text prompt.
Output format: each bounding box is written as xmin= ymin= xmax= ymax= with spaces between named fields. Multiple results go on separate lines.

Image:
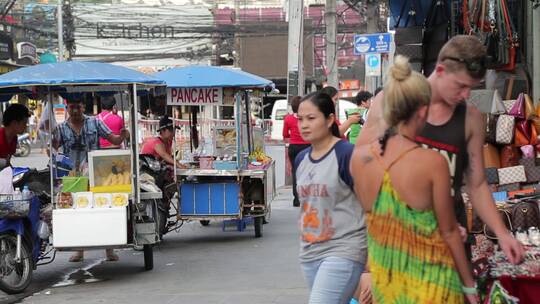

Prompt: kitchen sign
xmin=167 ymin=87 xmax=222 ymax=106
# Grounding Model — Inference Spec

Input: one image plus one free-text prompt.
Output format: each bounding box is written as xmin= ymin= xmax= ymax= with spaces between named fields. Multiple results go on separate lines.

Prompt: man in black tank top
xmin=355 ymin=35 xmax=524 ymax=265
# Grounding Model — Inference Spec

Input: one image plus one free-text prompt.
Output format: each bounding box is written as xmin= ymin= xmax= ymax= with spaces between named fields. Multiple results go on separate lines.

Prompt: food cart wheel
xmin=143 ymin=245 xmax=153 ymax=271
xmin=199 ymin=220 xmax=210 ymax=226
xmin=254 ymin=216 xmax=263 ymax=238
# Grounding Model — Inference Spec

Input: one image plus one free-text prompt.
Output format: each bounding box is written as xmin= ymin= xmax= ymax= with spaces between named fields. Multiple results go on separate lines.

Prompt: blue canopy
xmin=154 ymin=65 xmax=273 ymax=89
xmin=0 ymin=61 xmax=164 ymax=89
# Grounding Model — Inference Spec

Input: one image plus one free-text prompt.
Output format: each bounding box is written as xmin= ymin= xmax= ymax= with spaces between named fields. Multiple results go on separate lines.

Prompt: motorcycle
xmin=0 ymin=167 xmax=52 ymax=294
xmin=14 ymin=133 xmax=31 ymax=158
xmin=139 ymin=154 xmax=177 ymax=239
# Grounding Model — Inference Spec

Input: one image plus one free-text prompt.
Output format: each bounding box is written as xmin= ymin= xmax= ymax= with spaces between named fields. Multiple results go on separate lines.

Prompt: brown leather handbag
xmin=483 ymin=144 xmax=501 ymax=168
xmin=511 ymin=201 xmax=540 ymax=231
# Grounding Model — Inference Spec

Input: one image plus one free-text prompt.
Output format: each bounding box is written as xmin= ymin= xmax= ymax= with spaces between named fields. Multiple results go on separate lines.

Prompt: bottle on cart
xmin=22 ymin=185 xmax=31 ymax=200
xmin=13 ymin=187 xmax=21 ymax=201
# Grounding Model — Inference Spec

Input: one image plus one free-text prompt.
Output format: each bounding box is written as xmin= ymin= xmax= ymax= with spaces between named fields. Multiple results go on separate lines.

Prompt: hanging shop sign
xmin=17 ymin=42 xmax=37 ymax=62
xmin=167 ymin=87 xmax=223 ymax=106
xmin=0 ymin=33 xmax=14 ymax=61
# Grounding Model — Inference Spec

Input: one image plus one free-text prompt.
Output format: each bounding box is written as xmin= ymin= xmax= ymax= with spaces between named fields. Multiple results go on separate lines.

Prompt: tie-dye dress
xmin=367 ymin=146 xmax=464 ymax=303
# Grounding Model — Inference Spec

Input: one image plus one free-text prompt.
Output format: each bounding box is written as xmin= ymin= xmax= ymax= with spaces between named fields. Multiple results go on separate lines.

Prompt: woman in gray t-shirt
xmin=294 ymin=92 xmax=367 ymax=304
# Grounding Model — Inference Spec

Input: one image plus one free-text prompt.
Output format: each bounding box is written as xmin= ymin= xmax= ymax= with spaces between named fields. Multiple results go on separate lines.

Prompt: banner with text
xmin=167 ymin=87 xmax=223 ymax=106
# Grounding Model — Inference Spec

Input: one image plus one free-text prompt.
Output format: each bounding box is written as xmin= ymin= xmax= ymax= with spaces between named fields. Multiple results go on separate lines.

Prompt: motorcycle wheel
xmin=0 ymin=234 xmax=33 ymax=294
xmin=18 ymin=142 xmax=31 ymax=157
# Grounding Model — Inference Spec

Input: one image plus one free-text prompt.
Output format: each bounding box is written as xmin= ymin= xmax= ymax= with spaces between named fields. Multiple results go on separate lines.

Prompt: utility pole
xmin=57 ymin=0 xmax=63 ymax=62
xmin=234 ymin=0 xmax=240 ymax=68
xmin=287 ymin=0 xmax=304 ymax=101
xmin=325 ymin=0 xmax=338 ymax=89
xmin=533 ymin=4 xmax=540 ymax=103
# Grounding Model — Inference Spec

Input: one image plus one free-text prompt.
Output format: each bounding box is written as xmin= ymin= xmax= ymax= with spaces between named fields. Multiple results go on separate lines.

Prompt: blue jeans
xmin=301 ymin=256 xmax=363 ymax=304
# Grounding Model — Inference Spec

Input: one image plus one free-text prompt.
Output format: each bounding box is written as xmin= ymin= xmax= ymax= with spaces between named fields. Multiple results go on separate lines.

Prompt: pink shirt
xmin=141 ymin=137 xmax=172 ymax=160
xmin=98 ymin=110 xmax=124 ymax=148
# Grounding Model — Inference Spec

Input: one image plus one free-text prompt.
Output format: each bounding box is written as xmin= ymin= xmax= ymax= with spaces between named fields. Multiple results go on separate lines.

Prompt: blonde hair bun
xmin=382 ymin=55 xmax=431 ymax=128
xmin=388 ymin=55 xmax=412 ymax=82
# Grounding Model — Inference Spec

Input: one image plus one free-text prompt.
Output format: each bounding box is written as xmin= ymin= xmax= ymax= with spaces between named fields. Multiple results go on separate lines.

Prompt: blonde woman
xmin=351 ymin=56 xmax=478 ymax=303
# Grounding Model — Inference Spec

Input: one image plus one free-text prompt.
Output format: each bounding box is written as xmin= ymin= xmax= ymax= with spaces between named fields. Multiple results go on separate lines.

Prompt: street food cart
xmin=154 ymin=66 xmax=276 ymax=237
xmin=0 ymin=61 xmax=165 ymax=275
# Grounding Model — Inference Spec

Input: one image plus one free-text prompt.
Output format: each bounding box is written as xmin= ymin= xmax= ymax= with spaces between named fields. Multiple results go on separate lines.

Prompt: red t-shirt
xmin=140 ymin=137 xmax=172 ymax=160
xmin=283 ymin=114 xmax=309 ymax=145
xmin=0 ymin=127 xmax=17 ymax=159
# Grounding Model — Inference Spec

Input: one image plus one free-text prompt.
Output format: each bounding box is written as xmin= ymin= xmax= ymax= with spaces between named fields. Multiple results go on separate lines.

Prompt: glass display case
xmin=88 ymin=150 xmax=132 ymax=193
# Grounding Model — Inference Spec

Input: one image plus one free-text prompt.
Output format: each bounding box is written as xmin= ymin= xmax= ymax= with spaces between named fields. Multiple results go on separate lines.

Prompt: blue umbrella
xmin=0 ymin=61 xmax=164 ymax=89
xmin=154 ymin=65 xmax=273 ymax=89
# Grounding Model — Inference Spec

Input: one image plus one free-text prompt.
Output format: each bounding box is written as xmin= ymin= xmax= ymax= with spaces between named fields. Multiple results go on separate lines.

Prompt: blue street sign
xmin=365 ymin=53 xmax=381 ymax=76
xmin=367 ymin=54 xmax=380 ymax=67
xmin=353 ymin=33 xmax=392 ymax=55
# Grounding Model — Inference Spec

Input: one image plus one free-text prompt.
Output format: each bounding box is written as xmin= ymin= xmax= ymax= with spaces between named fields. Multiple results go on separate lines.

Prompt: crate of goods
xmin=52 ymin=207 xmax=128 ymax=248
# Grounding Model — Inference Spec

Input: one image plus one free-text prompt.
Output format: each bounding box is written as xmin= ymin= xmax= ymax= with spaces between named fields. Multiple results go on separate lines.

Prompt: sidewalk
xmin=17 ymin=186 xmax=307 ymax=304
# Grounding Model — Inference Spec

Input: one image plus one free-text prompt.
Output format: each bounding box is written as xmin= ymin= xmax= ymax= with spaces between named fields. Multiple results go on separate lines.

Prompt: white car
xmin=271 ymin=98 xmax=357 ymax=141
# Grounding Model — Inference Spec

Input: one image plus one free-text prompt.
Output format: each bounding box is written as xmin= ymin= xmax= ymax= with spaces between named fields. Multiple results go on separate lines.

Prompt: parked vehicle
xmin=0 ymin=168 xmax=52 ymax=294
xmin=15 ymin=133 xmax=31 ymax=157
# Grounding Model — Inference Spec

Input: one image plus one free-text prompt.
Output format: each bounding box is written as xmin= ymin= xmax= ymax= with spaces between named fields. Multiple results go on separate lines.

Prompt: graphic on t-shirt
xmin=299 ymin=183 xmax=335 ymax=244
xmin=416 ymin=136 xmax=459 ymax=196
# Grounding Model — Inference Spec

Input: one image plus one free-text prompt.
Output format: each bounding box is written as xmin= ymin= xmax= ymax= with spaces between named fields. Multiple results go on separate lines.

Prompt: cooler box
xmin=180 ymin=182 xmax=240 ymax=216
xmin=52 ymin=207 xmax=127 ymax=248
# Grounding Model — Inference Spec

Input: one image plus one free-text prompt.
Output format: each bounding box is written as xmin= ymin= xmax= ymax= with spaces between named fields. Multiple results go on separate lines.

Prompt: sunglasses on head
xmin=442 ymin=56 xmax=487 ymax=75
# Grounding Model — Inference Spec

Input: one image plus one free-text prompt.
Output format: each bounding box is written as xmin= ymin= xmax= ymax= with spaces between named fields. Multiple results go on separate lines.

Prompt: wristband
xmin=462 ymin=283 xmax=478 ymax=295
xmin=349 ymin=298 xmax=359 ymax=304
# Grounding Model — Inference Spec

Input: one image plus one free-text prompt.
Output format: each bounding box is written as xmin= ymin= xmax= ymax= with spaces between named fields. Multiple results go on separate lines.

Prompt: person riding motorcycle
xmin=141 ymin=116 xmax=183 ymax=168
xmin=0 ymin=104 xmax=31 ymax=168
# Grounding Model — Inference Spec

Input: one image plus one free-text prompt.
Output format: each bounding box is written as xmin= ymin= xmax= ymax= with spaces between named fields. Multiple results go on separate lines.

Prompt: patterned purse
xmin=485 ymin=167 xmax=499 ymax=184
xmin=511 ymin=201 xmax=540 ymax=231
xmin=519 ymin=158 xmax=540 ymax=182
xmin=497 ymin=183 xmax=520 ymax=192
xmin=495 ymin=114 xmax=515 ymax=144
xmin=497 ymin=165 xmax=527 ymax=185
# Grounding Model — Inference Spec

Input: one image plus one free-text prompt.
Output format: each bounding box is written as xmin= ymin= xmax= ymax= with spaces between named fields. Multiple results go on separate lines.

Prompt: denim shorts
xmin=301 ymin=256 xmax=364 ymax=304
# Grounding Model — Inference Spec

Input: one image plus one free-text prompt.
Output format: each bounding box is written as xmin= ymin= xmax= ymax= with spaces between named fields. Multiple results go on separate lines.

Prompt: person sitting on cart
xmin=0 ymin=104 xmax=31 ymax=168
xmin=141 ymin=116 xmax=183 ymax=168
xmin=53 ymin=97 xmax=129 ymax=263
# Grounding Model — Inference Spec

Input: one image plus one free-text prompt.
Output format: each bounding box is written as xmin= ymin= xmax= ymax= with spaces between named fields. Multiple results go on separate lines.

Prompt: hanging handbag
xmin=485 ymin=114 xmax=498 ymax=144
xmin=394 ymin=0 xmax=424 ymax=62
xmin=520 ymin=145 xmax=535 ymax=159
xmin=508 ymin=93 xmax=525 ymax=119
xmin=524 ymin=94 xmax=535 ymax=120
xmin=483 ymin=143 xmax=501 ymax=168
xmin=422 ymin=0 xmax=449 ymax=75
xmin=394 ymin=0 xmax=424 ymax=44
xmin=511 ymin=201 xmax=540 ymax=231
xmin=500 ymin=145 xmax=520 ymax=168
xmin=495 ymin=114 xmax=515 ymax=144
